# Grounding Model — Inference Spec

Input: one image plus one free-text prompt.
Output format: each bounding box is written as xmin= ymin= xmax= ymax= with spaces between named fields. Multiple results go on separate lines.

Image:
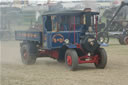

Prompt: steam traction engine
xmin=15 ymin=9 xmax=107 ymax=71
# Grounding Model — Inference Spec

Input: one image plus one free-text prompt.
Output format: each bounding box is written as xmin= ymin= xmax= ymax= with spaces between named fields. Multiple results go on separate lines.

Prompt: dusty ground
xmin=0 ymin=39 xmax=128 ymax=85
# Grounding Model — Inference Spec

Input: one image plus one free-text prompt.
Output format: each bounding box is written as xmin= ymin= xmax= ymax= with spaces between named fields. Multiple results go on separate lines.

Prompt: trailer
xmin=98 ymin=1 xmax=128 ymax=45
xmin=15 ymin=8 xmax=107 ymax=71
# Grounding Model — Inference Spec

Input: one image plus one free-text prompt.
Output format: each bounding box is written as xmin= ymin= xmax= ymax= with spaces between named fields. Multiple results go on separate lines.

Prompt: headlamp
xmin=88 ymin=26 xmax=93 ymax=32
xmin=65 ymin=39 xmax=69 ymax=44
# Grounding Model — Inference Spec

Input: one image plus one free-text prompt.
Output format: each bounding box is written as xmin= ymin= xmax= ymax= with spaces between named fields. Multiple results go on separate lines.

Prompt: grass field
xmin=0 ymin=39 xmax=128 ymax=85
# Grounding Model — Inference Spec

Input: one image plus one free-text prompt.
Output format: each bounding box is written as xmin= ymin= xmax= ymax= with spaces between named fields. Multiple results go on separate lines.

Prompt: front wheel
xmin=20 ymin=42 xmax=37 ymax=65
xmin=94 ymin=48 xmax=107 ymax=69
xmin=65 ymin=49 xmax=78 ymax=71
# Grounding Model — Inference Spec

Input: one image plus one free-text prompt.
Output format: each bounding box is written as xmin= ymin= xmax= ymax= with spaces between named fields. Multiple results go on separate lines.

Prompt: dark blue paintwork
xmin=15 ymin=30 xmax=82 ymax=49
xmin=15 ymin=31 xmax=42 ymax=43
xmin=15 ymin=12 xmax=93 ymax=49
xmin=46 ymin=31 xmax=80 ymax=49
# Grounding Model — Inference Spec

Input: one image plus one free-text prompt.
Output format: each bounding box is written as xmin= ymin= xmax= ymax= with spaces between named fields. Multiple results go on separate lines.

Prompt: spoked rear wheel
xmin=94 ymin=48 xmax=107 ymax=69
xmin=65 ymin=49 xmax=78 ymax=71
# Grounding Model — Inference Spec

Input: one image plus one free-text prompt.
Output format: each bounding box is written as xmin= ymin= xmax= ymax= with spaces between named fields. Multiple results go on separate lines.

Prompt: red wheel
xmin=119 ymin=35 xmax=128 ymax=45
xmin=67 ymin=56 xmax=72 ymax=66
xmin=65 ymin=49 xmax=78 ymax=71
xmin=23 ymin=50 xmax=28 ymax=60
xmin=124 ymin=35 xmax=128 ymax=45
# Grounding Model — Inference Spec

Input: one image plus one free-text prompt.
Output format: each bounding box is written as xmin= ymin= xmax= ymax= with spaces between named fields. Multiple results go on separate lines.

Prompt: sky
xmin=0 ymin=0 xmax=82 ymax=2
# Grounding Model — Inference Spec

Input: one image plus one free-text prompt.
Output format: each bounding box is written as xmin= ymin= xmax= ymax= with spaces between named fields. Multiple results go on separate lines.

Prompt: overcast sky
xmin=0 ymin=0 xmax=82 ymax=2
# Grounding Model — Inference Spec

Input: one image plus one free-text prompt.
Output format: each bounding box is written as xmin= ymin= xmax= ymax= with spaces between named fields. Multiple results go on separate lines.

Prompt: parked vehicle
xmin=98 ymin=1 xmax=128 ymax=45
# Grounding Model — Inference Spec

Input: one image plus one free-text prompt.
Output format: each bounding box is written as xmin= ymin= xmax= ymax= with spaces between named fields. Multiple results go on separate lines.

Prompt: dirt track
xmin=0 ymin=40 xmax=128 ymax=85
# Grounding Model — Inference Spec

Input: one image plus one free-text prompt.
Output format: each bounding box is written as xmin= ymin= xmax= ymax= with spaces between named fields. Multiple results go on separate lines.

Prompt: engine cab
xmin=41 ymin=8 xmax=99 ymax=52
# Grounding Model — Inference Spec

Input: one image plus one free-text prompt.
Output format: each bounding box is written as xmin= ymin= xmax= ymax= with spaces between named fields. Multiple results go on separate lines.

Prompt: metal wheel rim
xmin=124 ymin=36 xmax=128 ymax=44
xmin=67 ymin=55 xmax=72 ymax=66
xmin=23 ymin=50 xmax=28 ymax=60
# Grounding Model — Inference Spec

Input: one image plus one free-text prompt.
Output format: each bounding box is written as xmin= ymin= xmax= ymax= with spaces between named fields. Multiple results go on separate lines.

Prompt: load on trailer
xmin=15 ymin=8 xmax=107 ymax=70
